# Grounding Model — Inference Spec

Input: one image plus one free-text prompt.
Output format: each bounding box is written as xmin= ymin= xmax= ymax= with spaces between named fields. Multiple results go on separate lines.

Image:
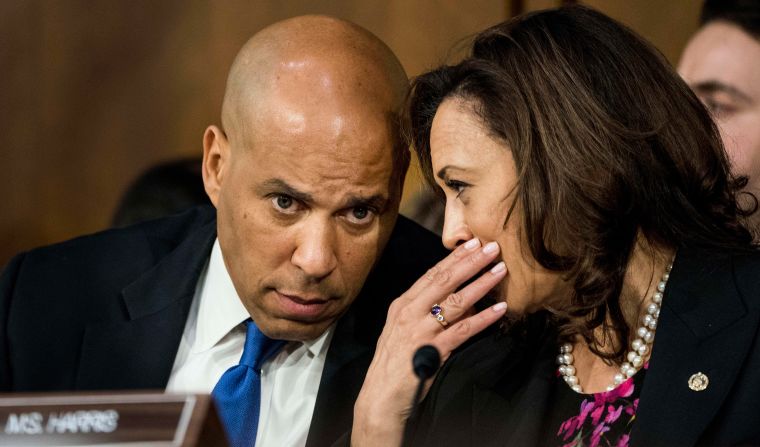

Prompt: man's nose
xmin=441 ymin=203 xmax=473 ymax=250
xmin=291 ymin=219 xmax=338 ymax=280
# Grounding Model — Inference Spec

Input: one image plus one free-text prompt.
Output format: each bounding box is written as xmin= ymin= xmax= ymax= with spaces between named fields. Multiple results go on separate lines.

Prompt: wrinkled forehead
xmin=245 ymin=136 xmax=396 ymax=209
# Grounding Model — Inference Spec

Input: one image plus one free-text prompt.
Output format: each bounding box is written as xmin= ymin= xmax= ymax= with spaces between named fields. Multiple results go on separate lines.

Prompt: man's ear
xmin=202 ymin=125 xmax=229 ymax=207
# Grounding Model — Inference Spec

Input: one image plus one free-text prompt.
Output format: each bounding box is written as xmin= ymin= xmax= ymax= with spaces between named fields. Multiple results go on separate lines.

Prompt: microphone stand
xmin=401 ymin=345 xmax=441 ymax=447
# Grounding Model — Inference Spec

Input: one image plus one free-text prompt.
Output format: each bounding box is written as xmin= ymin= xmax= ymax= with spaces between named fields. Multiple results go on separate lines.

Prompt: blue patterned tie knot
xmin=239 ymin=320 xmax=285 ymax=370
xmin=213 ymin=319 xmax=286 ymax=447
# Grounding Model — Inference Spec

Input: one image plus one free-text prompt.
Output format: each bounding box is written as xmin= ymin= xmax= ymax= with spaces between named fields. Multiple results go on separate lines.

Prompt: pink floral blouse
xmin=547 ymin=363 xmax=647 ymax=447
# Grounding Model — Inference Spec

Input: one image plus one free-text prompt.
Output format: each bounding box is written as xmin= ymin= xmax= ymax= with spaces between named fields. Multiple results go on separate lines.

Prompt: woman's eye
xmin=445 ymin=180 xmax=469 ymax=197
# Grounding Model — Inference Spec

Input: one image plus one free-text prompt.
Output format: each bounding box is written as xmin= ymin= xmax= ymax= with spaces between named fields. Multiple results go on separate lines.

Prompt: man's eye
xmin=702 ymin=97 xmax=736 ymax=119
xmin=271 ymin=195 xmax=297 ymax=213
xmin=345 ymin=207 xmax=376 ymax=225
xmin=353 ymin=207 xmax=368 ymax=219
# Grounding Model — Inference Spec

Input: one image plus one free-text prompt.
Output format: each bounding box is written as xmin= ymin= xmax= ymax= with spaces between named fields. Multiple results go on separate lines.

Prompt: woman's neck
xmin=568 ymin=241 xmax=674 ymax=394
xmin=619 ymin=242 xmax=674 ymax=331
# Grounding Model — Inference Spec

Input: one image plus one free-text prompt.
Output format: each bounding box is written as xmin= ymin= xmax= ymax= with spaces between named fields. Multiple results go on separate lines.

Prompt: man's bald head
xmin=221 ymin=15 xmax=408 ymax=149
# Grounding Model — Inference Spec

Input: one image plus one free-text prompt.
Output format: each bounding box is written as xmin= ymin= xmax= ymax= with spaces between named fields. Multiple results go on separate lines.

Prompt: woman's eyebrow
xmin=436 ymin=165 xmax=466 ymax=180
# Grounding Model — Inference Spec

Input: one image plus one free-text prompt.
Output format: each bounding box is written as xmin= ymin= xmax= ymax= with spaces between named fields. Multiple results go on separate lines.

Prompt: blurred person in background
xmin=111 ymin=157 xmax=210 ymax=228
xmin=679 ymin=0 xmax=760 ymax=231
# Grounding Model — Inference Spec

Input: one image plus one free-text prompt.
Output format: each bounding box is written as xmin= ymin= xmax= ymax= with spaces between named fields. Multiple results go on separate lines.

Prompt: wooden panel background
xmin=0 ymin=0 xmax=699 ymax=265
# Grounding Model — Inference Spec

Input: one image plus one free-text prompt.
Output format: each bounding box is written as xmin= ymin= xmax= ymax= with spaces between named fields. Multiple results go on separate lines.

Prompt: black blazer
xmin=410 ymin=246 xmax=760 ymax=446
xmin=0 ymin=206 xmax=446 ymax=447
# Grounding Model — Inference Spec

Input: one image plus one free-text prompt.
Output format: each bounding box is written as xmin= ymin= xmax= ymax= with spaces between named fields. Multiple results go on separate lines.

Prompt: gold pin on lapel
xmin=688 ymin=372 xmax=709 ymax=391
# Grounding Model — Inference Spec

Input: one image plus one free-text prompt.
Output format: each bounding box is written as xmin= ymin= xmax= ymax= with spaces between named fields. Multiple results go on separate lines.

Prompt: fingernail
xmin=464 ymin=238 xmax=480 ymax=250
xmin=483 ymin=241 xmax=499 ymax=254
xmin=490 ymin=261 xmax=506 ymax=274
xmin=492 ymin=302 xmax=507 ymax=312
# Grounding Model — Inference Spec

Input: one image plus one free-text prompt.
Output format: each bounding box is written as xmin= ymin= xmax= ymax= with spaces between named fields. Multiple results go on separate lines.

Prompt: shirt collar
xmin=192 ymin=239 xmax=250 ymax=353
xmin=301 ymin=323 xmax=335 ymax=357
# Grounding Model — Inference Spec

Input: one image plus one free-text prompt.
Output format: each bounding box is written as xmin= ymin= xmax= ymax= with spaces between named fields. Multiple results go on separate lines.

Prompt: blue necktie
xmin=212 ymin=319 xmax=285 ymax=447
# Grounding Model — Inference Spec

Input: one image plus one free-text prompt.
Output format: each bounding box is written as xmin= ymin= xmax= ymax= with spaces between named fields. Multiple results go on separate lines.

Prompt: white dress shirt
xmin=166 ymin=239 xmax=334 ymax=447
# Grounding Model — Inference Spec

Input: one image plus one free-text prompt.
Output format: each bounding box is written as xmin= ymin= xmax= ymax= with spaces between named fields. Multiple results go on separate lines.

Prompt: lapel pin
xmin=688 ymin=372 xmax=709 ymax=391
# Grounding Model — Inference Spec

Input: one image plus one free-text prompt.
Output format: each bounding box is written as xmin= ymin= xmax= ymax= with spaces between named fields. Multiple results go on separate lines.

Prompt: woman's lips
xmin=274 ymin=290 xmax=332 ymax=320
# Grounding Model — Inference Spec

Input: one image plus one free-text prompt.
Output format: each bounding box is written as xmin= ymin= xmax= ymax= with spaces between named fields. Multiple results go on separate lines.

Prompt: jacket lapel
xmin=75 ymin=216 xmax=217 ymax=389
xmin=306 ymin=308 xmax=371 ymax=447
xmin=632 ymin=248 xmax=759 ymax=446
xmin=305 ymin=262 xmax=392 ymax=447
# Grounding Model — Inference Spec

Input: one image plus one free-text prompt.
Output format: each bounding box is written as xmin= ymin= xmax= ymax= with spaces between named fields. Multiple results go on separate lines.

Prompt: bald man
xmin=678 ymin=0 xmax=760 ymax=229
xmin=0 ymin=16 xmax=445 ymax=447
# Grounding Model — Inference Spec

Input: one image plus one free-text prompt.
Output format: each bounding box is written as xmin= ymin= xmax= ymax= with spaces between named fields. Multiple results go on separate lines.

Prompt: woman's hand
xmin=352 ymin=238 xmax=507 ymax=447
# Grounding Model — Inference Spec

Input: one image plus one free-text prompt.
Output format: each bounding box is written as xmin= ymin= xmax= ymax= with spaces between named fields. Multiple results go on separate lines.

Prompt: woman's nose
xmin=441 ymin=203 xmax=473 ymax=250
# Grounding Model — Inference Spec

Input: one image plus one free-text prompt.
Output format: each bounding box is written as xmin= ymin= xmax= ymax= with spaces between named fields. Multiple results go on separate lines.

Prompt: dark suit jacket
xmin=410 ymin=246 xmax=760 ymax=446
xmin=0 ymin=206 xmax=447 ymax=447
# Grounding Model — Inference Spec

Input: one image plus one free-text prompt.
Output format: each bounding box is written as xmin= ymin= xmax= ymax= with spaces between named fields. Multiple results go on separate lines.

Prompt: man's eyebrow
xmin=258 ymin=178 xmax=314 ymax=203
xmin=344 ymin=194 xmax=388 ymax=211
xmin=258 ymin=179 xmax=387 ymax=210
xmin=692 ymin=80 xmax=753 ymax=104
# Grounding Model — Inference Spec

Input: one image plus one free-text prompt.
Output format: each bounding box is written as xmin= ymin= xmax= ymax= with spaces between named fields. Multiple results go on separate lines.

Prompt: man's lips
xmin=274 ymin=290 xmax=333 ymax=319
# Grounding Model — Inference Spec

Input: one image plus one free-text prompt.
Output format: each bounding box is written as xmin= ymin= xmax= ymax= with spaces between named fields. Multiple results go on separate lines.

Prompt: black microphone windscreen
xmin=412 ymin=345 xmax=441 ymax=379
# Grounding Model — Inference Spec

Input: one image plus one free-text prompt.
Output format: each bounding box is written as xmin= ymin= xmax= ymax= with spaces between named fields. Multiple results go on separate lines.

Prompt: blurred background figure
xmin=111 ymin=158 xmax=210 ymax=228
xmin=678 ymin=0 xmax=760 ymax=229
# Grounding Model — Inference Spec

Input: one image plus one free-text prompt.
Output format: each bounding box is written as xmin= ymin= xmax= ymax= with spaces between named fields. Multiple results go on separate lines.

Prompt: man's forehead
xmin=253 ymin=139 xmax=393 ymax=179
xmin=241 ymin=108 xmax=396 ymax=193
xmin=238 ymin=78 xmax=397 ymax=161
xmin=680 ymin=22 xmax=760 ymax=89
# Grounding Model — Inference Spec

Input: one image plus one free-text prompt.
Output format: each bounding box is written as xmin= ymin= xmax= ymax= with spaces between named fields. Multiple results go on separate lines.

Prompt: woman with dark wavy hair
xmin=352 ymin=5 xmax=760 ymax=447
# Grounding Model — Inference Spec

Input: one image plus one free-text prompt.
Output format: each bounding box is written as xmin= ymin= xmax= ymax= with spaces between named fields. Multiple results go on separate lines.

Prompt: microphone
xmin=402 ymin=345 xmax=441 ymax=446
xmin=413 ymin=345 xmax=441 ymax=380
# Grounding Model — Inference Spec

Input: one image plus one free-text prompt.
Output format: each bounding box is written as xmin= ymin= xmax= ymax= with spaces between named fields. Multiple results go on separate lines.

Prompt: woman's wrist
xmin=351 ymin=397 xmax=407 ymax=447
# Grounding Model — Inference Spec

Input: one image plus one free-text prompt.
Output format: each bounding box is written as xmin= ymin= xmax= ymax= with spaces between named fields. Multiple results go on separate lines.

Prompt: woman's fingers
xmin=434 ymin=301 xmax=508 ymax=355
xmin=351 ymin=243 xmax=509 ymax=447
xmin=401 ymin=239 xmax=502 ymax=311
xmin=434 ymin=261 xmax=507 ymax=323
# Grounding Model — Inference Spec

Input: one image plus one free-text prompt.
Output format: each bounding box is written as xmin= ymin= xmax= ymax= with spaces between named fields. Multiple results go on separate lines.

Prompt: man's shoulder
xmin=370 ymin=215 xmax=446 ymax=296
xmin=381 ymin=215 xmax=447 ymax=271
xmin=3 ymin=206 xmax=216 ymax=295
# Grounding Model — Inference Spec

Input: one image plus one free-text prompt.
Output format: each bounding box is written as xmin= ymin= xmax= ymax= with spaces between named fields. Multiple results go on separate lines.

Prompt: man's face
xmin=678 ymin=21 xmax=760 ymax=193
xmin=205 ymin=85 xmax=400 ymax=342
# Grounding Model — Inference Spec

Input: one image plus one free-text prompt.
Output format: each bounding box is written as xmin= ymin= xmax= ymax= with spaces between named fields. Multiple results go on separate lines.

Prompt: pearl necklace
xmin=557 ymin=260 xmax=673 ymax=393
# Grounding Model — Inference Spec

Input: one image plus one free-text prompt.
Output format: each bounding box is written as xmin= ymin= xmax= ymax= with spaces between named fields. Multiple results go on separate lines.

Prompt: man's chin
xmin=257 ymin=318 xmax=335 ymax=342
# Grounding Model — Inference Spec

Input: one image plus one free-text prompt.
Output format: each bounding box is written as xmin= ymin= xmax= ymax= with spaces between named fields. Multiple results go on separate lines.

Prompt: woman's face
xmin=429 ymin=98 xmax=567 ymax=314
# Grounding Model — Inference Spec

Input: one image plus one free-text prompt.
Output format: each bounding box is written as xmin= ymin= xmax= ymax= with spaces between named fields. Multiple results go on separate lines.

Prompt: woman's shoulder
xmin=730 ymin=249 xmax=760 ymax=310
xmin=674 ymin=245 xmax=760 ymax=308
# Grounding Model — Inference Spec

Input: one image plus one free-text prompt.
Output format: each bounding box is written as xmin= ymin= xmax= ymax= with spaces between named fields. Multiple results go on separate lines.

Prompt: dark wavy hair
xmin=407 ymin=5 xmax=757 ymax=363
